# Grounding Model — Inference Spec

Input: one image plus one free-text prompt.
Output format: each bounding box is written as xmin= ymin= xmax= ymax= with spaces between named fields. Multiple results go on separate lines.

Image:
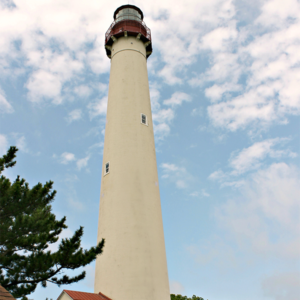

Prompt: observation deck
xmin=104 ymin=5 xmax=152 ymax=59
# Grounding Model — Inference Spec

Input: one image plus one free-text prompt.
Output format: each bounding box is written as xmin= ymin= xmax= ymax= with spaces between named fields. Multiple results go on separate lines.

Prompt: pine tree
xmin=0 ymin=147 xmax=105 ymax=299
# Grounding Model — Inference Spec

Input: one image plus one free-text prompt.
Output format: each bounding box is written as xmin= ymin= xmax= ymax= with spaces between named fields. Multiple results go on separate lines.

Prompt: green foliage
xmin=171 ymin=294 xmax=204 ymax=300
xmin=0 ymin=147 xmax=105 ymax=299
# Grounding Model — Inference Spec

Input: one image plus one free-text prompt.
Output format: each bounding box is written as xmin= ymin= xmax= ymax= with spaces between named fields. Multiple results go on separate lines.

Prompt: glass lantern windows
xmin=116 ymin=8 xmax=142 ymax=22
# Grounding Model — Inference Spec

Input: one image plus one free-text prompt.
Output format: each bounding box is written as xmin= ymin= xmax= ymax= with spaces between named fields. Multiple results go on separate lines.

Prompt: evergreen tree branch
xmin=0 ymin=147 xmax=105 ymax=299
xmin=0 ymin=146 xmax=18 ymax=174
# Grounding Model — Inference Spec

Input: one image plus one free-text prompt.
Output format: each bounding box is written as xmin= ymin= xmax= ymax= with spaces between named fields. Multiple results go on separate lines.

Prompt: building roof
xmin=59 ymin=290 xmax=112 ymax=300
xmin=113 ymin=4 xmax=144 ymax=20
xmin=0 ymin=285 xmax=16 ymax=300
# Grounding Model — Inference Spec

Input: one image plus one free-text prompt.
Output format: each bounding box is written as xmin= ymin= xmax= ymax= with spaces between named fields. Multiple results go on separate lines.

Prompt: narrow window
xmin=141 ymin=114 xmax=147 ymax=125
xmin=105 ymin=162 xmax=110 ymax=175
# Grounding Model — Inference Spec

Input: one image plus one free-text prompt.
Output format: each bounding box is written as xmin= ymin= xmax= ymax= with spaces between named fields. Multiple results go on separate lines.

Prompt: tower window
xmin=105 ymin=162 xmax=110 ymax=175
xmin=141 ymin=114 xmax=147 ymax=125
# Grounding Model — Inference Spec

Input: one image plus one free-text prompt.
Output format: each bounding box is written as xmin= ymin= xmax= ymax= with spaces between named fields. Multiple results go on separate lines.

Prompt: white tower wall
xmin=94 ymin=36 xmax=170 ymax=300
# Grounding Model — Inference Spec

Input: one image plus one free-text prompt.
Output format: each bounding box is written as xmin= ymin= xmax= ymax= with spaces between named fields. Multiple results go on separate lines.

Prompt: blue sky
xmin=0 ymin=0 xmax=300 ymax=299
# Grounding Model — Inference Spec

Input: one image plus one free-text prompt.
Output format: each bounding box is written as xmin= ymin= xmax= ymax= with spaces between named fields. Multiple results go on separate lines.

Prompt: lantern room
xmin=104 ymin=5 xmax=152 ymax=58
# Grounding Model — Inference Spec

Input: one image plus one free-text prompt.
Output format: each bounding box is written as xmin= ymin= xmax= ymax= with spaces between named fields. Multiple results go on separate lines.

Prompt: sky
xmin=0 ymin=0 xmax=300 ymax=299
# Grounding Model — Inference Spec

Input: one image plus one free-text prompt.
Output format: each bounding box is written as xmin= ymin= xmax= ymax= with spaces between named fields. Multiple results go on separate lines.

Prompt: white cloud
xmin=153 ymin=123 xmax=171 ymax=141
xmin=186 ymin=239 xmax=237 ymax=269
xmin=152 ymin=108 xmax=174 ymax=124
xmin=0 ymin=134 xmax=8 ymax=156
xmin=150 ymin=86 xmax=175 ymax=141
xmin=58 ymin=152 xmax=90 ymax=170
xmin=67 ymin=109 xmax=82 ymax=123
xmin=191 ymin=107 xmax=203 ymax=116
xmin=216 ymin=163 xmax=300 ymax=259
xmin=205 ymin=83 xmax=241 ymax=102
xmin=201 ymin=0 xmax=300 ymax=131
xmin=176 ymin=180 xmax=187 ymax=189
xmin=15 ymin=135 xmax=27 ymax=152
xmin=87 ymin=39 xmax=110 ymax=74
xmin=189 ymin=191 xmax=199 ymax=197
xmin=74 ymin=85 xmax=91 ymax=98
xmin=24 ymin=49 xmax=85 ymax=104
xmin=150 ymin=89 xmax=192 ymax=141
xmin=76 ymin=155 xmax=90 ymax=170
xmin=220 ymin=180 xmax=245 ymax=188
xmin=88 ymin=96 xmax=108 ymax=119
xmin=229 ymin=138 xmax=296 ymax=175
xmin=149 ymin=84 xmax=161 ymax=112
xmin=0 ymin=0 xmax=112 ymax=104
xmin=67 ymin=194 xmax=85 ymax=210
xmin=201 ymin=24 xmax=237 ymax=52
xmin=60 ymin=152 xmax=76 ymax=164
xmin=0 ymin=87 xmax=13 ymax=113
xmin=161 ymin=163 xmax=194 ymax=189
xmin=161 ymin=163 xmax=181 ymax=172
xmin=262 ymin=271 xmax=300 ymax=300
xmin=256 ymin=0 xmax=300 ymax=28
xmin=26 ymin=70 xmax=63 ymax=104
xmin=1 ymin=0 xmax=298 ymax=136
xmin=189 ymin=189 xmax=210 ymax=197
xmin=147 ymin=0 xmax=237 ymax=84
xmin=191 ymin=51 xmax=242 ymax=88
xmin=209 ymin=138 xmax=297 ymax=183
xmin=163 ymin=92 xmax=191 ymax=107
xmin=208 ymin=169 xmax=226 ymax=181
xmin=170 ymin=280 xmax=185 ymax=294
xmin=201 ymin=189 xmax=210 ymax=197
xmin=0 ymin=0 xmax=255 ymax=135
xmin=189 ymin=163 xmax=300 ymax=289
xmin=207 ymin=89 xmax=276 ymax=131
xmin=97 ymin=83 xmax=108 ymax=94
xmin=63 ymin=174 xmax=85 ymax=210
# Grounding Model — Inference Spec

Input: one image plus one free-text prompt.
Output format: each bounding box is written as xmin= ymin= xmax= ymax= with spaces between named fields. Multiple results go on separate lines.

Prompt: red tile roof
xmin=61 ymin=290 xmax=112 ymax=300
xmin=98 ymin=292 xmax=112 ymax=300
xmin=0 ymin=285 xmax=16 ymax=300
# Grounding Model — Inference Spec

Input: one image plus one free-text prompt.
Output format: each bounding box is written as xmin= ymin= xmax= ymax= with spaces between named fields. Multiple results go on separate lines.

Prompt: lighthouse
xmin=94 ymin=5 xmax=170 ymax=300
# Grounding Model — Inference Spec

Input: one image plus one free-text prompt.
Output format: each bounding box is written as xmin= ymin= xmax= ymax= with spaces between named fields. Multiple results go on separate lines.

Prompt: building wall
xmin=57 ymin=292 xmax=73 ymax=300
xmin=94 ymin=36 xmax=170 ymax=300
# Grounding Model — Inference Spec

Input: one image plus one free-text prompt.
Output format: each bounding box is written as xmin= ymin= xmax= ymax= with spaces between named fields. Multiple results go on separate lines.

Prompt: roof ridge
xmin=0 ymin=285 xmax=16 ymax=300
xmin=60 ymin=290 xmax=112 ymax=300
xmin=64 ymin=290 xmax=97 ymax=295
xmin=98 ymin=292 xmax=113 ymax=300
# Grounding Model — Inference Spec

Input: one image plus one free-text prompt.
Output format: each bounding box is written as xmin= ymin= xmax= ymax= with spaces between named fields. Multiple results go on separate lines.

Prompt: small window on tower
xmin=141 ymin=114 xmax=147 ymax=125
xmin=105 ymin=162 xmax=110 ymax=175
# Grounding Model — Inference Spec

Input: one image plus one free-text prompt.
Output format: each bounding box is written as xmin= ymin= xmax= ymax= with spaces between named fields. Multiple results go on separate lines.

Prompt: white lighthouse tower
xmin=94 ymin=5 xmax=170 ymax=300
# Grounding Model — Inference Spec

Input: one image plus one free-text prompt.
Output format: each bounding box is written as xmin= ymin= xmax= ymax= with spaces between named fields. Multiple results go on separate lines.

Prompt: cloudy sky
xmin=1 ymin=0 xmax=300 ymax=299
